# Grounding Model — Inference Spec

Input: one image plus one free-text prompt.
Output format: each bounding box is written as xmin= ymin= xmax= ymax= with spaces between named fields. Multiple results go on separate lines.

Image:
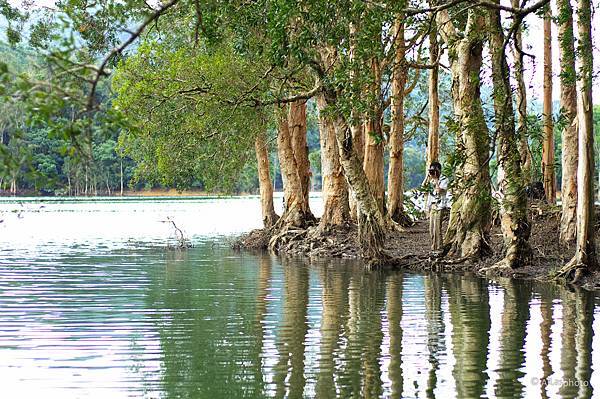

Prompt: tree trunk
xmin=386 ymin=18 xmax=408 ymax=224
xmin=333 ymin=111 xmax=386 ymax=261
xmin=542 ymin=4 xmax=556 ymax=203
xmin=560 ymin=0 xmax=597 ymax=279
xmin=349 ymin=115 xmax=364 ymax=221
xmin=348 ymin=22 xmax=364 ymax=222
xmin=363 ymin=58 xmax=385 ymax=214
xmin=317 ymin=94 xmax=350 ymax=227
xmin=438 ymin=9 xmax=492 ymax=258
xmin=120 ymin=159 xmax=124 ymax=196
xmin=486 ymin=1 xmax=531 ymax=269
xmin=317 ymin=44 xmax=386 ymax=261
xmin=255 ymin=131 xmax=279 ymax=228
xmin=511 ymin=0 xmax=533 ymax=183
xmin=557 ymin=0 xmax=578 ymax=244
xmin=289 ymin=100 xmax=314 ymax=220
xmin=274 ymin=105 xmax=313 ymax=230
xmin=426 ymin=25 xmax=440 ymax=170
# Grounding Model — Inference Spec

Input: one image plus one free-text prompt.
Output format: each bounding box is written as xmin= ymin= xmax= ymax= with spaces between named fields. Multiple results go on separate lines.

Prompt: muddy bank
xmin=234 ymin=204 xmax=600 ymax=291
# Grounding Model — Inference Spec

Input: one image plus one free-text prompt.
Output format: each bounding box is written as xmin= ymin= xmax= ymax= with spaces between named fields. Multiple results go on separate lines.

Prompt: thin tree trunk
xmin=557 ymin=0 xmax=578 ymax=244
xmin=542 ymin=4 xmax=556 ymax=203
xmin=511 ymin=0 xmax=533 ymax=183
xmin=289 ymin=100 xmax=314 ymax=220
xmin=426 ymin=25 xmax=440 ymax=170
xmin=486 ymin=1 xmax=531 ymax=269
xmin=255 ymin=131 xmax=279 ymax=228
xmin=438 ymin=9 xmax=492 ymax=258
xmin=120 ymin=159 xmax=124 ymax=196
xmin=387 ymin=17 xmax=408 ymax=224
xmin=349 ymin=115 xmax=364 ymax=221
xmin=363 ymin=57 xmax=385 ymax=214
xmin=348 ymin=22 xmax=364 ymax=222
xmin=317 ymin=94 xmax=350 ymax=227
xmin=559 ymin=0 xmax=597 ymax=279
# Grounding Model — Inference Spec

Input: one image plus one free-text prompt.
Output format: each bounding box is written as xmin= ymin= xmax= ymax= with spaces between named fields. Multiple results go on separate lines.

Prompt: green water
xmin=0 ymin=198 xmax=599 ymax=398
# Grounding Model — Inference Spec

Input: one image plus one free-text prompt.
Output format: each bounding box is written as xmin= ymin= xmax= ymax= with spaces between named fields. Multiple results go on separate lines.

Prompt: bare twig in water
xmin=161 ymin=217 xmax=192 ymax=249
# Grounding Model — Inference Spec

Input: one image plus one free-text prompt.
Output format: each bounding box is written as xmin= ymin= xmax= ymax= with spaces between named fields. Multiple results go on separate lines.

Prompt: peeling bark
xmin=438 ymin=9 xmax=492 ymax=258
xmin=348 ymin=22 xmax=364 ymax=222
xmin=255 ymin=131 xmax=279 ymax=228
xmin=289 ymin=100 xmax=315 ymax=221
xmin=334 ymin=112 xmax=386 ymax=260
xmin=275 ymin=105 xmax=313 ymax=230
xmin=487 ymin=1 xmax=531 ymax=269
xmin=363 ymin=58 xmax=385 ymax=214
xmin=349 ymin=116 xmax=364 ymax=221
xmin=559 ymin=0 xmax=597 ymax=279
xmin=511 ymin=0 xmax=533 ymax=183
xmin=557 ymin=0 xmax=578 ymax=244
xmin=426 ymin=26 xmax=440 ymax=169
xmin=542 ymin=5 xmax=556 ymax=203
xmin=387 ymin=18 xmax=409 ymax=224
xmin=319 ymin=46 xmax=386 ymax=261
xmin=317 ymin=94 xmax=350 ymax=227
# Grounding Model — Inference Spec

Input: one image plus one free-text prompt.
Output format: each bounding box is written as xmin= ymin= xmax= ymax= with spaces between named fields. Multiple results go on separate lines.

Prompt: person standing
xmin=425 ymin=162 xmax=448 ymax=253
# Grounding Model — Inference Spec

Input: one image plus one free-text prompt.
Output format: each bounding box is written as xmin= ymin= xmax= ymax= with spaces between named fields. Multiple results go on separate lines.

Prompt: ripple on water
xmin=0 ymin=199 xmax=599 ymax=397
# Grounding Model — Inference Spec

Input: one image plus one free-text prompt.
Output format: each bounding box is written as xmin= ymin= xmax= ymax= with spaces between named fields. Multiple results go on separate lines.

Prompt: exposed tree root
xmin=233 ymin=208 xmax=600 ymax=288
xmin=554 ymin=257 xmax=588 ymax=285
xmin=478 ymin=259 xmax=515 ymax=277
xmin=385 ymin=217 xmax=406 ymax=233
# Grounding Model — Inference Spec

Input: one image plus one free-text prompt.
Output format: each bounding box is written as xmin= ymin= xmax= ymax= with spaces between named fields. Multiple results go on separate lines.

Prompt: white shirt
xmin=426 ymin=176 xmax=449 ymax=211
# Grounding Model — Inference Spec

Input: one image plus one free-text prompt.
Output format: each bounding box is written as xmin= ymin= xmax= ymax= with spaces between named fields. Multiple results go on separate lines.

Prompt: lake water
xmin=1 ymin=196 xmax=599 ymax=398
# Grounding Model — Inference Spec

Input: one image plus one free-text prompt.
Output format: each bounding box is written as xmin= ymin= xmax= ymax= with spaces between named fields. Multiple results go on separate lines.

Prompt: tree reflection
xmin=560 ymin=289 xmax=578 ymax=399
xmin=253 ymin=254 xmax=272 ymax=395
xmin=574 ymin=290 xmax=594 ymax=398
xmin=494 ymin=278 xmax=531 ymax=398
xmin=387 ymin=272 xmax=404 ymax=399
xmin=315 ymin=260 xmax=350 ymax=398
xmin=359 ymin=269 xmax=386 ymax=399
xmin=273 ymin=256 xmax=310 ymax=399
xmin=424 ymin=274 xmax=445 ymax=398
xmin=446 ymin=275 xmax=491 ymax=399
xmin=147 ymin=248 xmax=600 ymax=399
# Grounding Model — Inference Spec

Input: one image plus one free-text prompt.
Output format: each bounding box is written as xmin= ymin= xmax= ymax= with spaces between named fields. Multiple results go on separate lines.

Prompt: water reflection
xmin=1 ymin=245 xmax=600 ymax=398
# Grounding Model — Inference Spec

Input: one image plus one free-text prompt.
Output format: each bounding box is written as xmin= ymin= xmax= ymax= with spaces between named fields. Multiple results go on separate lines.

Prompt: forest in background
xmin=2 ymin=38 xmax=598 ymax=197
xmin=0 ymin=39 xmax=451 ymax=196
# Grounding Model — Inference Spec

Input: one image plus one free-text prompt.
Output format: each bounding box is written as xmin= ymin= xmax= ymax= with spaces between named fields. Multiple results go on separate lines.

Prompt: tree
xmin=425 ymin=25 xmax=440 ymax=171
xmin=273 ymin=104 xmax=314 ymax=230
xmin=317 ymin=94 xmax=350 ymax=228
xmin=542 ymin=4 xmax=556 ymax=203
xmin=557 ymin=0 xmax=578 ymax=244
xmin=255 ymin=131 xmax=278 ymax=228
xmin=558 ymin=0 xmax=597 ymax=282
xmin=484 ymin=0 xmax=530 ymax=270
xmin=386 ymin=16 xmax=409 ymax=224
xmin=510 ymin=0 xmax=533 ymax=183
xmin=438 ymin=7 xmax=492 ymax=258
xmin=363 ymin=57 xmax=386 ymax=214
xmin=289 ymin=100 xmax=315 ymax=221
